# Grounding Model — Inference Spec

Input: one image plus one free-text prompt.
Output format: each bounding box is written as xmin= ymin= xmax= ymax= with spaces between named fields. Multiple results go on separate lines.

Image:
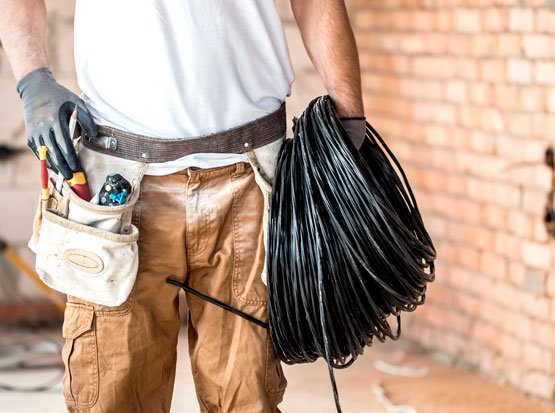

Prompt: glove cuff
xmin=340 ymin=117 xmax=367 ymax=150
xmin=16 ymin=67 xmax=53 ymax=98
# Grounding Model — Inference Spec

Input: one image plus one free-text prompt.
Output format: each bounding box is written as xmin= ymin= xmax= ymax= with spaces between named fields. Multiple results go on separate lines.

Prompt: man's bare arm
xmin=290 ymin=0 xmax=364 ymax=118
xmin=0 ymin=0 xmax=48 ymax=81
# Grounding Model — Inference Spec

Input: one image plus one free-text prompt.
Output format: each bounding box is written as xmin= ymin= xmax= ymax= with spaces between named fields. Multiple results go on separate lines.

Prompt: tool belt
xmin=82 ymin=102 xmax=286 ymax=162
xmin=29 ymin=103 xmax=287 ymax=307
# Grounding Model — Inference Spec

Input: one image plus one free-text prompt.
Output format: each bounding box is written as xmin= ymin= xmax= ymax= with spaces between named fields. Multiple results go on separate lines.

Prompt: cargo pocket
xmin=62 ymin=303 xmax=99 ymax=409
xmin=230 ymin=165 xmax=268 ymax=306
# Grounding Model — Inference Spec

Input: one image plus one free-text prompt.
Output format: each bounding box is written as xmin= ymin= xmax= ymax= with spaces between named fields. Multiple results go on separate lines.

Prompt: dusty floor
xmin=0 ymin=328 xmax=553 ymax=413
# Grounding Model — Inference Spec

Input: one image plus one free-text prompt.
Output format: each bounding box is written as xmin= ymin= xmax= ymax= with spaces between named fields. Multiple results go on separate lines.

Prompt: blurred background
xmin=1 ymin=0 xmax=555 ymax=412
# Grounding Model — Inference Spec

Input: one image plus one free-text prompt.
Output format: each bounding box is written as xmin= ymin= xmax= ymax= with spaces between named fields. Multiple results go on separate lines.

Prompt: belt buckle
xmin=85 ymin=134 xmax=118 ymax=151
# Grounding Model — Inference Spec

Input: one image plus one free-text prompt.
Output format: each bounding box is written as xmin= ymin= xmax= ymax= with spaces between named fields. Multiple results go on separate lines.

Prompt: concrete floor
xmin=0 ymin=329 xmax=553 ymax=413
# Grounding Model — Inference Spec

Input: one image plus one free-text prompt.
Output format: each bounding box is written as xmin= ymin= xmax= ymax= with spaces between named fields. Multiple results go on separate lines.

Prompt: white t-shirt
xmin=74 ymin=0 xmax=294 ymax=175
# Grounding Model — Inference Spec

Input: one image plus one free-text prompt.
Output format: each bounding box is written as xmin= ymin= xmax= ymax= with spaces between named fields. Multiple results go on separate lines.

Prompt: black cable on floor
xmin=266 ymin=95 xmax=436 ymax=412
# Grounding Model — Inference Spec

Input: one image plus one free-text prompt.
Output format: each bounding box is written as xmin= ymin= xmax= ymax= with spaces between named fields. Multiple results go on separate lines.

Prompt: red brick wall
xmin=352 ymin=0 xmax=555 ymax=401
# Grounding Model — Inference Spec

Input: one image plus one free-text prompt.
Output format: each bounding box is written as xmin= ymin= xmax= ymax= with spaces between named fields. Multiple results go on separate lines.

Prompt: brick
xmin=548 ymin=88 xmax=555 ymax=113
xmin=522 ymin=34 xmax=551 ymax=58
xmin=533 ymin=215 xmax=550 ymax=243
xmin=482 ymin=8 xmax=508 ymax=32
xmin=399 ymin=34 xmax=426 ymax=54
xmin=535 ymin=62 xmax=555 ymax=85
xmin=455 ymin=9 xmax=482 ymax=33
xmin=499 ymin=334 xmax=522 ymax=360
xmin=521 ymin=269 xmax=546 ymax=295
xmin=423 ymin=124 xmax=449 ymax=147
xmin=471 ymin=34 xmax=496 ymax=56
xmin=520 ymin=86 xmax=547 ymax=112
xmin=547 ymin=272 xmax=555 ymax=297
xmin=523 ymin=343 xmax=553 ymax=372
xmin=509 ymin=8 xmax=535 ymax=32
xmin=521 ymin=240 xmax=551 ymax=270
xmin=496 ymin=136 xmax=524 ymax=162
xmin=422 ymin=102 xmax=457 ymax=124
xmin=389 ymin=10 xmax=412 ymax=31
xmin=496 ymin=34 xmax=523 ymax=57
xmin=435 ymin=10 xmax=454 ymax=32
xmin=399 ymin=78 xmax=443 ymax=100
xmin=506 ymin=112 xmax=533 ymax=137
xmin=469 ymin=83 xmax=493 ymax=106
xmin=521 ymin=189 xmax=549 ymax=215
xmin=447 ymin=34 xmax=472 ymax=55
xmin=412 ymin=11 xmax=434 ymax=31
xmin=508 ymin=210 xmax=535 ymax=238
xmin=521 ymin=294 xmax=550 ymax=320
xmin=503 ymin=308 xmax=532 ymax=339
xmin=493 ymin=284 xmax=520 ymax=313
xmin=481 ymin=252 xmax=507 ymax=280
xmin=493 ymin=84 xmax=520 ymax=110
xmin=480 ymin=59 xmax=506 ymax=83
xmin=532 ymin=113 xmax=555 ymax=139
xmin=508 ymin=262 xmax=526 ymax=286
xmin=413 ymin=57 xmax=457 ymax=79
xmin=507 ymin=58 xmax=533 ymax=84
xmin=522 ymin=373 xmax=555 ymax=399
xmin=453 ymin=245 xmax=481 ymax=272
xmin=484 ymin=204 xmax=509 ymax=229
xmin=458 ymin=105 xmax=483 ymax=129
xmin=470 ymin=320 xmax=497 ymax=344
xmin=444 ymin=79 xmax=468 ymax=103
xmin=530 ymin=319 xmax=555 ymax=348
xmin=496 ymin=233 xmax=521 ymax=262
xmin=423 ymin=33 xmax=448 ymax=55
xmin=456 ymin=58 xmax=479 ymax=80
xmin=481 ymin=300 xmax=505 ymax=326
xmin=469 ymin=130 xmax=495 ymax=154
xmin=536 ymin=9 xmax=555 ymax=34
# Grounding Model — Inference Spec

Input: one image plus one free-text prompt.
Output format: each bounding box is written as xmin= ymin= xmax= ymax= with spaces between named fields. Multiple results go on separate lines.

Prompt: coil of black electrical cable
xmin=266 ymin=95 xmax=436 ymax=412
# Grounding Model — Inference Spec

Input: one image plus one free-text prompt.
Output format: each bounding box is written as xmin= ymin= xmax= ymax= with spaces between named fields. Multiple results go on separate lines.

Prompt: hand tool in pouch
xmin=66 ymin=107 xmax=92 ymax=201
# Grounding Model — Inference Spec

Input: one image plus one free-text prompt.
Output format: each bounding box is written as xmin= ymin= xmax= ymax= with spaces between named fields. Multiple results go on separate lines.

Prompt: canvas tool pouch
xmin=28 ymin=137 xmax=148 ymax=307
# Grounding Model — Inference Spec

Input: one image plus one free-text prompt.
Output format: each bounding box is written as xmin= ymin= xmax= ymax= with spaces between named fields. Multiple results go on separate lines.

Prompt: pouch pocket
xmin=245 ymin=135 xmax=285 ymax=286
xmin=36 ymin=209 xmax=139 ymax=306
xmin=29 ymin=137 xmax=147 ymax=307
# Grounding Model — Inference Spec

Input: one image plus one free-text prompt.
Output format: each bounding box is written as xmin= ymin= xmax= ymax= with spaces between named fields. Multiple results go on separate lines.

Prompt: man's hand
xmin=0 ymin=0 xmax=97 ymax=177
xmin=17 ymin=67 xmax=98 ymax=179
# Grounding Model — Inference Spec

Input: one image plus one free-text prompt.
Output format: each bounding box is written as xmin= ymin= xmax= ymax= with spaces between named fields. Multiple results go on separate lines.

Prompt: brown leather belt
xmin=81 ymin=102 xmax=286 ymax=163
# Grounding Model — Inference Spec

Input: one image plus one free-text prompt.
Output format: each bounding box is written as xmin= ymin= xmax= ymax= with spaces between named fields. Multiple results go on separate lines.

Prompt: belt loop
xmin=234 ymin=162 xmax=245 ymax=175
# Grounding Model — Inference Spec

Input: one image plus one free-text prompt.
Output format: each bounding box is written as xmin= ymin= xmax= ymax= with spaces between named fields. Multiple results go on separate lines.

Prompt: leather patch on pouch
xmin=63 ymin=249 xmax=104 ymax=274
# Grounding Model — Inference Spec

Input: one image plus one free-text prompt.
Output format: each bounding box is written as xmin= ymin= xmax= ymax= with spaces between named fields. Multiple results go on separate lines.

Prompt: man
xmin=0 ymin=0 xmax=365 ymax=411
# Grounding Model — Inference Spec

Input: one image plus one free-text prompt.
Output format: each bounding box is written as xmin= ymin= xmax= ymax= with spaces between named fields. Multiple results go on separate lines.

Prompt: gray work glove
xmin=16 ymin=67 xmax=98 ymax=179
xmin=340 ymin=117 xmax=367 ymax=150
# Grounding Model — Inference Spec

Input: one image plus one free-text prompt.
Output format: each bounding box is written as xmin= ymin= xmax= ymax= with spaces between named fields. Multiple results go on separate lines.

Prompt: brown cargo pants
xmin=61 ymin=161 xmax=287 ymax=412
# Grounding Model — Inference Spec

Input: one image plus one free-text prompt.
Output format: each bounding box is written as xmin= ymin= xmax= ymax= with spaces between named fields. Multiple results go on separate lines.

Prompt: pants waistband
xmin=81 ymin=102 xmax=286 ymax=163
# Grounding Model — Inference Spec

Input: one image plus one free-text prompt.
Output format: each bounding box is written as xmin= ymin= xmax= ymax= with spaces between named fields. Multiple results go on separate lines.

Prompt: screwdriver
xmin=66 ymin=107 xmax=92 ymax=201
xmin=37 ymin=145 xmax=50 ymax=201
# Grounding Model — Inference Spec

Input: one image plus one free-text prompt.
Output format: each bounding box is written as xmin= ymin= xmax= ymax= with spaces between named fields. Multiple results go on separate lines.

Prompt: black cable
xmin=266 ymin=95 xmax=436 ymax=412
xmin=165 ymin=278 xmax=269 ymax=329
